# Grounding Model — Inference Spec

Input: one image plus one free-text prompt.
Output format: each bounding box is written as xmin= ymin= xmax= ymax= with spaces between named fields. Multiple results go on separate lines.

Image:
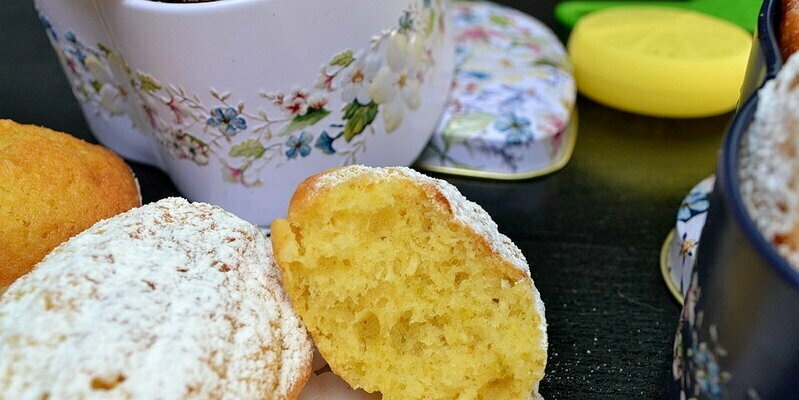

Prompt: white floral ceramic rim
xmin=660 ymin=175 xmax=715 ymax=305
xmin=38 ymin=0 xmax=446 ymax=186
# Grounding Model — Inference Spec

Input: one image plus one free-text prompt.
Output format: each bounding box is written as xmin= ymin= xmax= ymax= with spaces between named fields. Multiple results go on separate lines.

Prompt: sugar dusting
xmin=0 ymin=197 xmax=312 ymax=399
xmin=740 ymin=53 xmax=799 ymax=269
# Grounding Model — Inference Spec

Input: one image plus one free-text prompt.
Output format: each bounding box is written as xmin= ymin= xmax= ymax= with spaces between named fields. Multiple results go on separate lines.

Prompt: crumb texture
xmin=0 ymin=197 xmax=312 ymax=400
xmin=0 ymin=119 xmax=141 ymax=288
xmin=273 ymin=166 xmax=547 ymax=400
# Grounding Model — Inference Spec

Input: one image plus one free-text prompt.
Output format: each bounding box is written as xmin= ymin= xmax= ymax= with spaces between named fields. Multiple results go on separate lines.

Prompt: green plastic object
xmin=555 ymin=0 xmax=762 ymax=32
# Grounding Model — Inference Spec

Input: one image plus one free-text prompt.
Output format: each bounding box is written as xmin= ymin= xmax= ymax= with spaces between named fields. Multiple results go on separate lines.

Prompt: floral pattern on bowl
xmin=663 ymin=175 xmax=715 ymax=304
xmin=671 ymin=270 xmax=736 ymax=400
xmin=666 ymin=177 xmax=745 ymax=399
xmin=415 ymin=1 xmax=576 ymax=179
xmin=39 ymin=0 xmax=446 ymax=187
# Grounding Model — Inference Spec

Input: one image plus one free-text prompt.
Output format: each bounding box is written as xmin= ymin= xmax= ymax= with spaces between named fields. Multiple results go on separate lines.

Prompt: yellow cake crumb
xmin=272 ymin=166 xmax=547 ymax=400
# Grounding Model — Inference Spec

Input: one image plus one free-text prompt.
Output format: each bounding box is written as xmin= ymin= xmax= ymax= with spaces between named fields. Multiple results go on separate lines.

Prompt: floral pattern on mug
xmin=417 ymin=1 xmax=575 ymax=174
xmin=38 ymin=0 xmax=446 ymax=186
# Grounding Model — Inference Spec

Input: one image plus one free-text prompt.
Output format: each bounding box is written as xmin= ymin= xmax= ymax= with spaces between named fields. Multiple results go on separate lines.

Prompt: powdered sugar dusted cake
xmin=0 ymin=197 xmax=312 ymax=400
xmin=739 ymin=53 xmax=799 ymax=268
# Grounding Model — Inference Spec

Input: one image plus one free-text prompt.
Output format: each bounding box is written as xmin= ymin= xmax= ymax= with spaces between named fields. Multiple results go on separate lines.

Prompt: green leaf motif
xmin=278 ymin=107 xmax=332 ymax=136
xmin=97 ymin=43 xmax=113 ymax=55
xmin=137 ymin=73 xmax=162 ymax=93
xmin=425 ymin=8 xmax=437 ymax=36
xmin=441 ymin=112 xmax=494 ymax=151
xmin=342 ymin=101 xmax=378 ymax=142
xmin=329 ymin=50 xmax=356 ymax=67
xmin=90 ymin=80 xmax=103 ymax=93
xmin=229 ymin=139 xmax=266 ymax=159
xmin=489 ymin=13 xmax=512 ymax=28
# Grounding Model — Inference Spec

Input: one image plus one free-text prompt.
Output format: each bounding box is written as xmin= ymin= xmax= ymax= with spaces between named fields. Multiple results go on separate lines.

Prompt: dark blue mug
xmin=666 ymin=0 xmax=799 ymax=398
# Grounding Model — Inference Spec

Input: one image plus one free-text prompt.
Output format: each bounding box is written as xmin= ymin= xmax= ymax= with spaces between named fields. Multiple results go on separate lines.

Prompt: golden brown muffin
xmin=272 ymin=166 xmax=547 ymax=400
xmin=0 ymin=119 xmax=141 ymax=288
xmin=781 ymin=0 xmax=799 ymax=60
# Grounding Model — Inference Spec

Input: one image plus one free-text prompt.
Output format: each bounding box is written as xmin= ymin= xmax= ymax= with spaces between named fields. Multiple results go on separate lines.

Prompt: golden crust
xmin=0 ymin=119 xmax=141 ymax=287
xmin=781 ymin=0 xmax=799 ymax=60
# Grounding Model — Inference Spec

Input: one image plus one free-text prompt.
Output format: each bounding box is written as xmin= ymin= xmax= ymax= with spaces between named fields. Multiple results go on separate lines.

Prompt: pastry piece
xmin=272 ymin=166 xmax=547 ymax=400
xmin=0 ymin=197 xmax=313 ymax=400
xmin=781 ymin=0 xmax=799 ymax=60
xmin=0 ymin=119 xmax=141 ymax=288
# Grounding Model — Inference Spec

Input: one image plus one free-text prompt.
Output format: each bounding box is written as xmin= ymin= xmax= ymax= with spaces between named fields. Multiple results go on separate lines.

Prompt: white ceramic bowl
xmin=34 ymin=0 xmax=455 ymax=226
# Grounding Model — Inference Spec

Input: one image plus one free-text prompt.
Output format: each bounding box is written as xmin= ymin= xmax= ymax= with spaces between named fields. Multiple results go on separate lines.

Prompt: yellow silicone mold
xmin=568 ymin=6 xmax=752 ymax=118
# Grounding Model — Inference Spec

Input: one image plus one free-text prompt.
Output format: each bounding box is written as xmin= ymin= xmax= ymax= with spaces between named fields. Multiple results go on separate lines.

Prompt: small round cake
xmin=272 ymin=166 xmax=547 ymax=400
xmin=0 ymin=197 xmax=313 ymax=400
xmin=0 ymin=119 xmax=141 ymax=288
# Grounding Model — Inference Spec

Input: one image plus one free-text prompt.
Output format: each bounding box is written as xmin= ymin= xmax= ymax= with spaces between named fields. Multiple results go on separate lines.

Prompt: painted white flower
xmin=222 ymin=161 xmax=260 ymax=187
xmin=308 ymin=93 xmax=329 ymax=110
xmin=381 ymin=93 xmax=406 ymax=133
xmin=85 ymin=55 xmax=113 ymax=85
xmin=368 ymin=66 xmax=396 ymax=105
xmin=98 ymin=83 xmax=126 ymax=114
xmin=85 ymin=52 xmax=158 ymax=131
xmin=161 ymin=130 xmax=210 ymax=165
xmin=368 ymin=31 xmax=426 ymax=132
xmin=338 ymin=51 xmax=380 ymax=105
xmin=284 ymin=88 xmax=311 ymax=116
xmin=387 ymin=31 xmax=425 ymax=74
xmin=107 ymin=51 xmax=158 ymax=131
xmin=166 ymin=95 xmax=193 ymax=125
xmin=314 ymin=66 xmax=337 ymax=91
xmin=85 ymin=55 xmax=127 ymax=116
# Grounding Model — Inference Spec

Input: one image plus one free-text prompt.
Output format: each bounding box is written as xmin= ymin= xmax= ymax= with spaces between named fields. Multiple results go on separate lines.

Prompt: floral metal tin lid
xmin=661 ymin=175 xmax=715 ymax=304
xmin=415 ymin=1 xmax=577 ymax=179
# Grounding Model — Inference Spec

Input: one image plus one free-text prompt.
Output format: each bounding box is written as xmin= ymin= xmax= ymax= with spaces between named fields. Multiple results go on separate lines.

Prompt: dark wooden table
xmin=0 ymin=1 xmax=734 ymax=398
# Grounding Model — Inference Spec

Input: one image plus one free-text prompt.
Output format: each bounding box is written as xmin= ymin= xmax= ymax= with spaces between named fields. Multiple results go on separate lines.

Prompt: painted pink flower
xmin=167 ymin=96 xmax=188 ymax=124
xmin=315 ymin=68 xmax=337 ymax=91
xmin=284 ymin=97 xmax=309 ymax=116
xmin=223 ymin=165 xmax=245 ymax=183
xmin=458 ymin=26 xmax=496 ymax=43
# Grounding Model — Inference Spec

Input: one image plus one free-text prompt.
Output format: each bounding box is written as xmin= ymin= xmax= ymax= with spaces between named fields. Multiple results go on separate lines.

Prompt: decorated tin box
xmin=415 ymin=1 xmax=577 ymax=179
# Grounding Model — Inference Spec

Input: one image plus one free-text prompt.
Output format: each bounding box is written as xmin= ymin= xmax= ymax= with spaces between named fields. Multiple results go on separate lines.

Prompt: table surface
xmin=0 ymin=1 xmax=735 ymax=398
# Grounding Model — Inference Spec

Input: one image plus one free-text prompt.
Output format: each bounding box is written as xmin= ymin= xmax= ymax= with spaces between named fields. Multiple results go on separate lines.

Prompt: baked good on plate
xmin=0 ymin=197 xmax=313 ymax=400
xmin=297 ymin=351 xmax=379 ymax=400
xmin=781 ymin=0 xmax=799 ymax=60
xmin=0 ymin=119 xmax=141 ymax=289
xmin=272 ymin=165 xmax=547 ymax=400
